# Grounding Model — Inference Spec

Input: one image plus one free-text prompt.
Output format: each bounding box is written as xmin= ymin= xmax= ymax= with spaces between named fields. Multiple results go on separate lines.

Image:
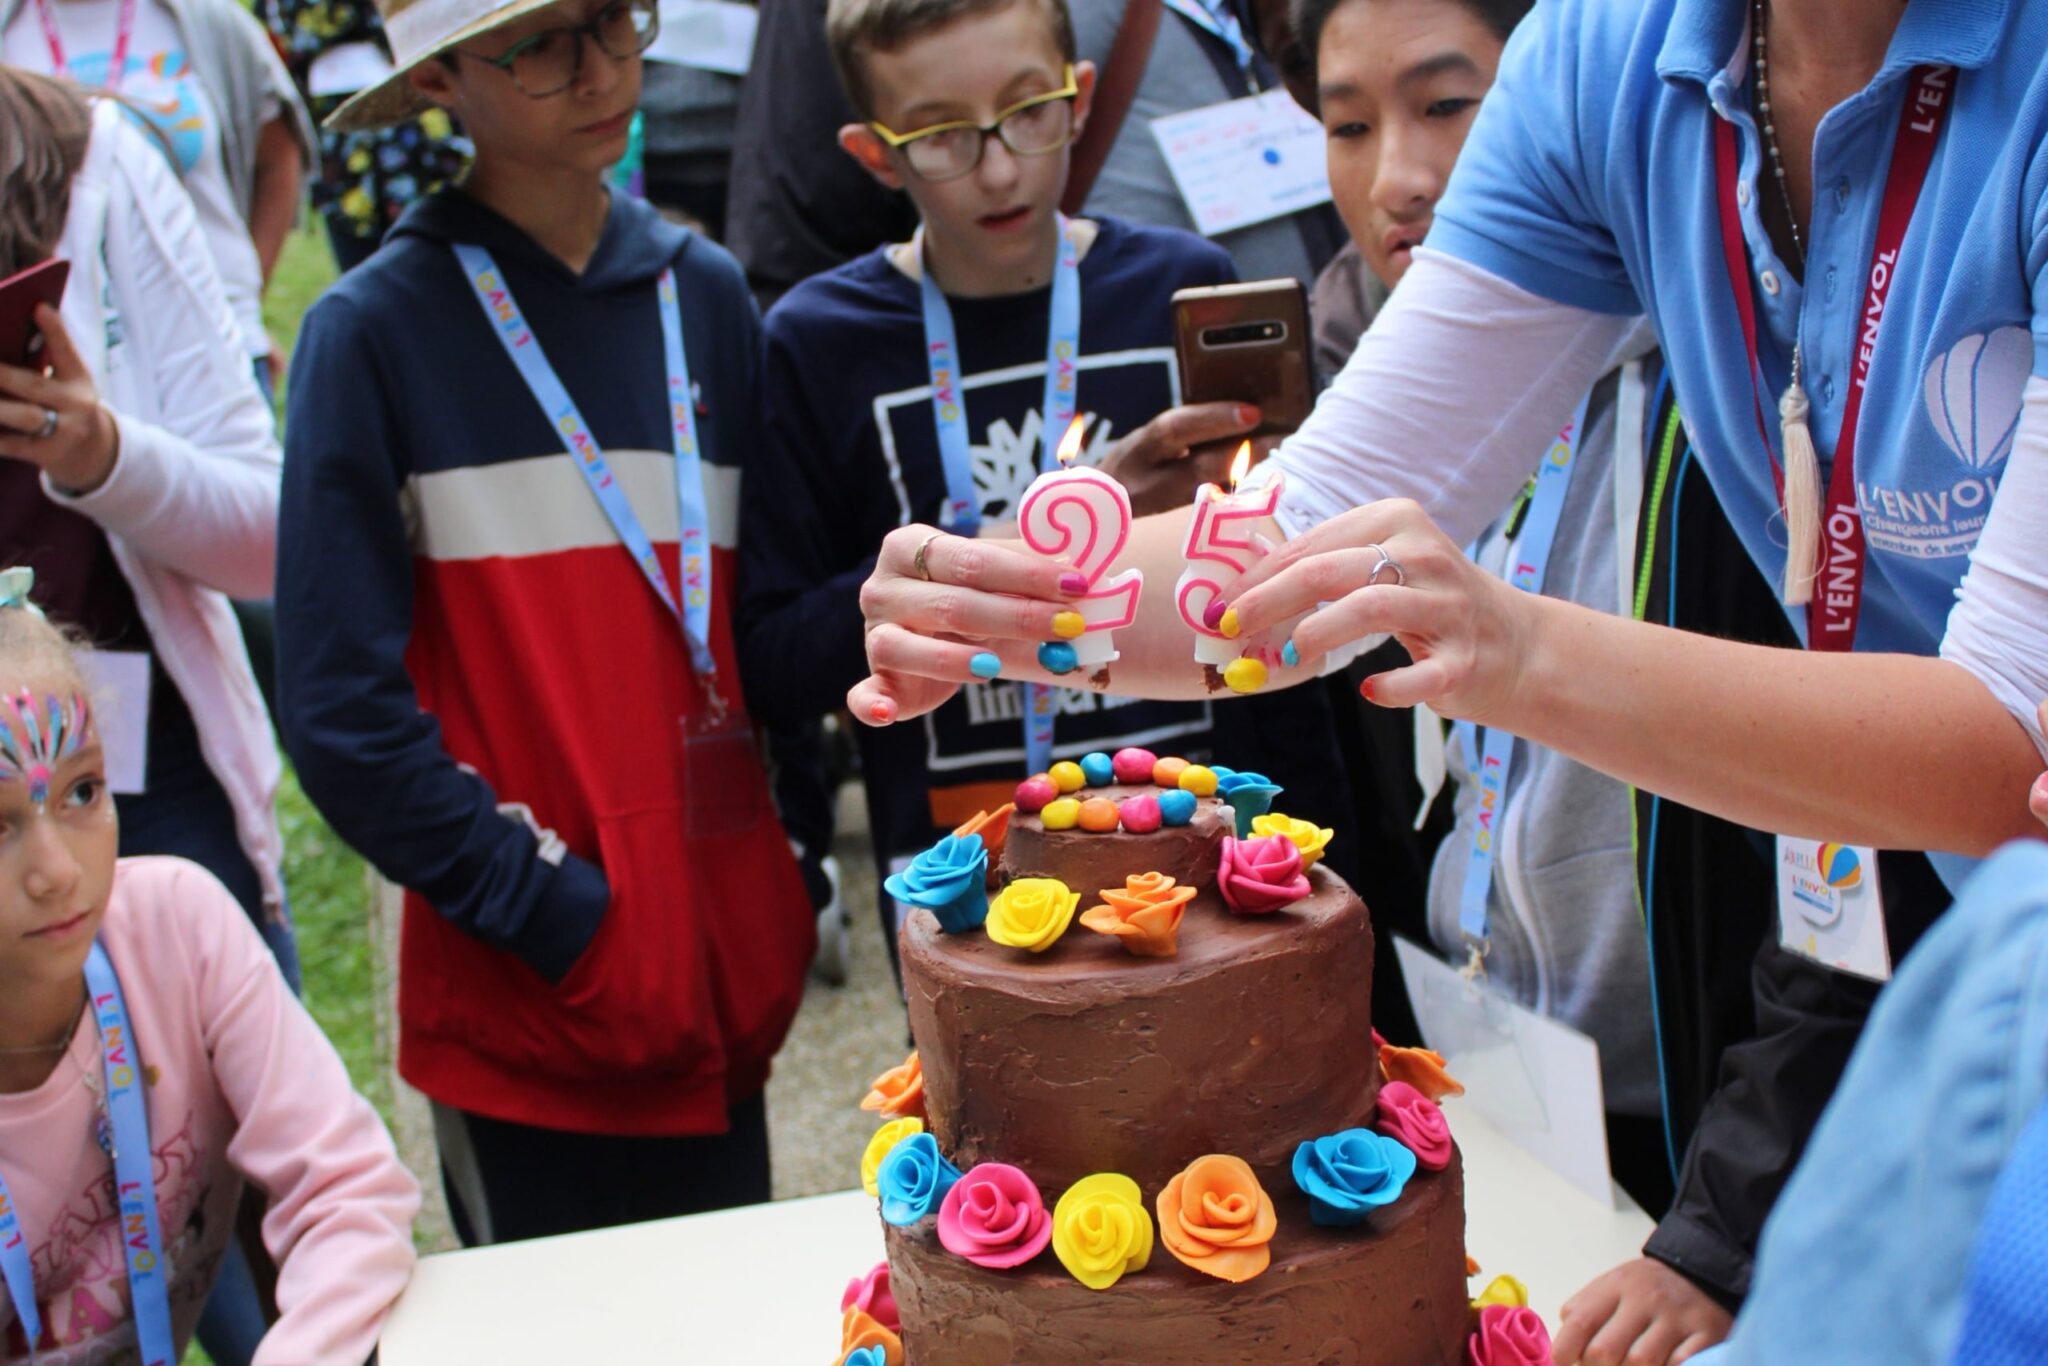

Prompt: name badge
xmin=78 ymin=650 xmax=149 ymax=795
xmin=1148 ymin=89 xmax=1333 ymax=237
xmin=1773 ymin=836 xmax=1892 ymax=981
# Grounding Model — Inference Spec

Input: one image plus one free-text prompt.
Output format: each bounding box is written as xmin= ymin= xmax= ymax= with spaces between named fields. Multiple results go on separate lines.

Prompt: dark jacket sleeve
xmin=734 ymin=310 xmax=878 ymax=730
xmin=275 ymin=291 xmax=609 ymax=984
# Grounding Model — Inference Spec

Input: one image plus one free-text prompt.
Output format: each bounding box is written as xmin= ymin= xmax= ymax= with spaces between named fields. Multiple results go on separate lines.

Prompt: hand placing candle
xmin=1017 ymin=419 xmax=1144 ymax=668
xmin=1177 ymin=444 xmax=1283 ymax=689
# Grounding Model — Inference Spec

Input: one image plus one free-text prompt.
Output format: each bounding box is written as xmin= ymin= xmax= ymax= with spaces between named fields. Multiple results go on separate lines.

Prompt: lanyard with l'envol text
xmin=29 ymin=0 xmax=137 ymax=89
xmin=1451 ymin=393 xmax=1591 ymax=952
xmin=456 ymin=246 xmax=723 ymax=714
xmin=1712 ymin=64 xmax=1951 ymax=653
xmin=918 ymin=216 xmax=1081 ymax=776
xmin=0 ymin=942 xmax=173 ymax=1366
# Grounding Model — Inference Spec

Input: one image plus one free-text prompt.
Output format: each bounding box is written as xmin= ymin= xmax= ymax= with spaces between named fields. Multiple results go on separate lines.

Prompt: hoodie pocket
xmin=684 ymin=722 xmax=777 ymax=839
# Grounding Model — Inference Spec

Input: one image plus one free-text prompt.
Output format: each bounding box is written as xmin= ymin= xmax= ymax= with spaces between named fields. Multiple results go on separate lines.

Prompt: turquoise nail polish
xmin=1038 ymin=641 xmax=1079 ymax=675
xmin=1282 ymin=639 xmax=1299 ymax=668
xmin=969 ymin=652 xmax=1002 ymax=679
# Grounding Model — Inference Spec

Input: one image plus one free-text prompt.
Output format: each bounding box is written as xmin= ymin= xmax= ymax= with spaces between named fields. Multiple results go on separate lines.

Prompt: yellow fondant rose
xmin=861 ymin=1118 xmax=924 ymax=1197
xmin=1473 ymin=1273 xmax=1529 ymax=1310
xmin=1052 ymin=1173 xmax=1154 ymax=1290
xmin=986 ymin=877 xmax=1080 ymax=953
xmin=1250 ymin=812 xmax=1334 ymax=868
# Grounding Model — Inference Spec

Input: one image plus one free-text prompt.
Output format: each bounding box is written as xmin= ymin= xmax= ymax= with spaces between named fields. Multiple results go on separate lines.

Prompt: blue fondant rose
xmin=1292 ymin=1127 xmax=1417 ymax=1226
xmin=844 ymin=1348 xmax=889 ymax=1366
xmin=879 ymin=1132 xmax=964 ymax=1227
xmin=1216 ymin=770 xmax=1283 ymax=837
xmin=883 ymin=833 xmax=990 ymax=933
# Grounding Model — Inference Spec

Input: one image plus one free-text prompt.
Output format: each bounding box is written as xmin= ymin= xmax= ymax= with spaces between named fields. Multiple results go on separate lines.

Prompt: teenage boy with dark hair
xmin=738 ymin=0 xmax=1354 ymax=962
xmin=274 ymin=0 xmax=814 ymax=1244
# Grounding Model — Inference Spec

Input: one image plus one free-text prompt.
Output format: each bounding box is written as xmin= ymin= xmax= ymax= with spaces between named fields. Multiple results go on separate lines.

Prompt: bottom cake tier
xmin=884 ymin=1151 xmax=1472 ymax=1365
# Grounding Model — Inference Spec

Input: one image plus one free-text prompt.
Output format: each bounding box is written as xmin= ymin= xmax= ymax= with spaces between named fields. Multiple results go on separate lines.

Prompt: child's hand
xmin=1552 ymin=1258 xmax=1732 ymax=1366
xmin=1101 ymin=402 xmax=1265 ymax=517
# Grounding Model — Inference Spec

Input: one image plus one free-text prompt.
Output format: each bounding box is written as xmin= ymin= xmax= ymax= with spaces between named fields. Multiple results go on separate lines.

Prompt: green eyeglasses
xmin=869 ymin=66 xmax=1080 ymax=182
xmin=454 ymin=0 xmax=661 ymax=98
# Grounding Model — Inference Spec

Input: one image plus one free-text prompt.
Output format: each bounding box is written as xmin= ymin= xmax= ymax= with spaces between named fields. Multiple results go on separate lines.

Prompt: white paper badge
xmin=647 ymin=0 xmax=758 ymax=74
xmin=1774 ymin=836 xmax=1892 ymax=981
xmin=1149 ymin=89 xmax=1334 ymax=237
xmin=1393 ymin=936 xmax=1614 ymax=1206
xmin=77 ymin=650 xmax=149 ymax=795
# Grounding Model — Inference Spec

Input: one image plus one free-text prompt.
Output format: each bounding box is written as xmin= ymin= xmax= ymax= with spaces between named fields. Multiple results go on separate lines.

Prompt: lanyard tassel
xmin=1778 ymin=355 xmax=1821 ymax=607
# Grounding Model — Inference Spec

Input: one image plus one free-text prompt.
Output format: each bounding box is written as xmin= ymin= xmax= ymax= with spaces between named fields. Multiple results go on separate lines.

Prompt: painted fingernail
xmin=1059 ymin=572 xmax=1089 ymax=596
xmin=969 ymin=652 xmax=1003 ymax=679
xmin=869 ymin=699 xmax=895 ymax=724
xmin=1358 ymin=676 xmax=1376 ymax=702
xmin=1217 ymin=608 xmax=1242 ymax=639
xmin=1038 ymin=641 xmax=1079 ymax=675
xmin=1237 ymin=404 xmax=1259 ymax=425
xmin=1051 ymin=610 xmax=1086 ymax=640
xmin=1202 ymin=599 xmax=1228 ymax=630
xmin=1281 ymin=638 xmax=1299 ymax=668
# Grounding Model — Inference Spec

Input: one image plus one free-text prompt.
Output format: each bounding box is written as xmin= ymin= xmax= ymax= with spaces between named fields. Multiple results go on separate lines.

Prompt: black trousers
xmin=439 ymin=1091 xmax=771 ymax=1246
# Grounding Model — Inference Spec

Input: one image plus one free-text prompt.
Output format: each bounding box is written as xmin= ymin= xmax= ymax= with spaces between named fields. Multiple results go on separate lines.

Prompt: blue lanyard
xmin=1163 ymin=0 xmax=1259 ymax=77
xmin=454 ymin=246 xmax=722 ymax=696
xmin=1452 ymin=394 xmax=1591 ymax=947
xmin=0 ymin=943 xmax=174 ymax=1365
xmin=917 ymin=218 xmax=1082 ymax=777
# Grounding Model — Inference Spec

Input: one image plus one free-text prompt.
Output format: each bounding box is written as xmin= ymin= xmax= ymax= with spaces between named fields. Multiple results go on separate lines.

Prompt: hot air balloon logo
xmin=1924 ymin=328 xmax=2033 ymax=472
xmin=1816 ymin=842 xmax=1862 ymax=891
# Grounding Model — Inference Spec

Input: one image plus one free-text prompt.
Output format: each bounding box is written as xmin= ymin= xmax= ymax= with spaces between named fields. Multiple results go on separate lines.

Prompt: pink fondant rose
xmin=937 ymin=1163 xmax=1054 ymax=1269
xmin=1217 ymin=835 xmax=1311 ymax=915
xmin=840 ymin=1261 xmax=899 ymax=1334
xmin=1374 ymin=1081 xmax=1452 ymax=1172
xmin=1466 ymin=1304 xmax=1552 ymax=1366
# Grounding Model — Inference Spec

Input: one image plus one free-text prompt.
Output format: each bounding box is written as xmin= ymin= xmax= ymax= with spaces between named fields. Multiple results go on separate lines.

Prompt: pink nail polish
xmin=1059 ymin=572 xmax=1088 ymax=596
xmin=1202 ymin=599 xmax=1228 ymax=630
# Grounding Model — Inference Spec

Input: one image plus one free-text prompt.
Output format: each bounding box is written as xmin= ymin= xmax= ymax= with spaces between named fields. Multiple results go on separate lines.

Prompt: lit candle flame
xmin=1055 ymin=417 xmax=1087 ymax=468
xmin=1227 ymin=441 xmax=1252 ymax=491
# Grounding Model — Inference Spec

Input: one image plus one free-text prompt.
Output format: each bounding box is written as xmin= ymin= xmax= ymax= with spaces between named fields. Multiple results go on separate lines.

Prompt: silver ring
xmin=32 ymin=407 xmax=57 ymax=440
xmin=912 ymin=531 xmax=946 ymax=583
xmin=1365 ymin=543 xmax=1406 ymax=588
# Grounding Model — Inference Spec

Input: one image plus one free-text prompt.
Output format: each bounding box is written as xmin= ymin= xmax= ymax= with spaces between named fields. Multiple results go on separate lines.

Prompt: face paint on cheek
xmin=0 ymin=691 xmax=93 ymax=811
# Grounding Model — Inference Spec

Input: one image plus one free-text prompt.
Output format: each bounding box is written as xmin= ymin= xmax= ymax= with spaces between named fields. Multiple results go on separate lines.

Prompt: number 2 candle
xmin=1017 ymin=419 xmax=1144 ymax=668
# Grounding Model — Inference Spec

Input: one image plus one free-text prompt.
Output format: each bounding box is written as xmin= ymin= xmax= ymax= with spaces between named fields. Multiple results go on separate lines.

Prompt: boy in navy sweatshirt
xmin=737 ymin=0 xmax=1353 ymax=958
xmin=275 ymin=0 xmax=813 ymax=1244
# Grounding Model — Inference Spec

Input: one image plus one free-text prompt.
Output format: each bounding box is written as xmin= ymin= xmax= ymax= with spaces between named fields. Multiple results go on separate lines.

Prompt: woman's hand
xmin=2032 ymin=701 xmax=2048 ymax=831
xmin=847 ymin=525 xmax=1087 ymax=725
xmin=1552 ymin=1258 xmax=1732 ymax=1365
xmin=1219 ymin=497 xmax=1536 ymax=724
xmin=1100 ymin=401 xmax=1268 ymax=517
xmin=0 ymin=305 xmax=118 ymax=494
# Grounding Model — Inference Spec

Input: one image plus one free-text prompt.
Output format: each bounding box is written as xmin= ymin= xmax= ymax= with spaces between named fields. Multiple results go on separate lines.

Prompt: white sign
xmin=647 ymin=0 xmax=758 ymax=75
xmin=1149 ymin=88 xmax=1333 ymax=237
xmin=1394 ymin=935 xmax=1614 ymax=1207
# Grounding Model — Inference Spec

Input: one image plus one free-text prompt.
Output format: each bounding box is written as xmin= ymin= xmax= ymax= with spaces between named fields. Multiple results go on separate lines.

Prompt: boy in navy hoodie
xmin=737 ymin=0 xmax=1353 ymax=960
xmin=274 ymin=0 xmax=813 ymax=1244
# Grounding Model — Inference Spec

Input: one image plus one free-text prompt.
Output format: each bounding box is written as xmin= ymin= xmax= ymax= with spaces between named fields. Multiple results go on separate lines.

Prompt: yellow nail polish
xmin=1218 ymin=608 xmax=1241 ymax=639
xmin=1052 ymin=610 xmax=1086 ymax=640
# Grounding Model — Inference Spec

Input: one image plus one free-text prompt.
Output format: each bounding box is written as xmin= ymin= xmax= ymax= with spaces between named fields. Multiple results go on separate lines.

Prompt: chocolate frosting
xmin=1003 ymin=785 xmax=1230 ymax=893
xmin=887 ymin=1153 xmax=1473 ymax=1364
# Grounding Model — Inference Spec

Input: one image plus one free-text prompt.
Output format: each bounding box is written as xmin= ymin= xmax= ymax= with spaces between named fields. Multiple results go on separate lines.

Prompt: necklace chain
xmin=1752 ymin=0 xmax=1806 ymax=268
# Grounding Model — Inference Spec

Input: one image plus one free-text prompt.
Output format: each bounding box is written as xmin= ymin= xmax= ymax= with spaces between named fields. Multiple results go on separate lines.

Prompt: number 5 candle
xmin=1018 ymin=420 xmax=1144 ymax=668
xmin=1177 ymin=444 xmax=1283 ymax=675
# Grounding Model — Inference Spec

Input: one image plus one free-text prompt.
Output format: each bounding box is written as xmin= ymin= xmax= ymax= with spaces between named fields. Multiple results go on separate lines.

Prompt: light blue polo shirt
xmin=1429 ymin=0 xmax=2048 ymax=658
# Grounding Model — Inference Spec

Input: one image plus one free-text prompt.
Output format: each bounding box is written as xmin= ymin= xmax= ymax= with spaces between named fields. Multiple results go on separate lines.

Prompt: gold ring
xmin=912 ymin=531 xmax=945 ymax=582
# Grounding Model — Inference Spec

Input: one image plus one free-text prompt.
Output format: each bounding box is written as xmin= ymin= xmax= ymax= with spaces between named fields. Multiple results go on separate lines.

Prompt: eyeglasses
xmin=869 ymin=66 xmax=1079 ymax=182
xmin=455 ymin=0 xmax=660 ymax=98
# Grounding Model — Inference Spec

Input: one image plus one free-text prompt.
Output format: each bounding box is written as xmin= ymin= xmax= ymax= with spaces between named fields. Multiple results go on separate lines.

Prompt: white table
xmin=378 ymin=1103 xmax=1652 ymax=1362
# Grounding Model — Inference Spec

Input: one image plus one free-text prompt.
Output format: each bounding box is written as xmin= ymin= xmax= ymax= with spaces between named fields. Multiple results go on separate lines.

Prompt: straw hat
xmin=326 ymin=0 xmax=571 ymax=131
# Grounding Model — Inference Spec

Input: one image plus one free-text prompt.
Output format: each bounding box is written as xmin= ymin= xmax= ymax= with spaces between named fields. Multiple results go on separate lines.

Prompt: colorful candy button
xmin=1051 ymin=611 xmax=1087 ymax=640
xmin=1158 ymin=790 xmax=1198 ymax=826
xmin=1118 ymin=795 xmax=1163 ymax=833
xmin=1152 ymin=756 xmax=1189 ymax=787
xmin=1178 ymin=765 xmax=1219 ymax=797
xmin=1038 ymin=641 xmax=1079 ymax=674
xmin=1015 ymin=775 xmax=1058 ymax=814
xmin=1078 ymin=798 xmax=1121 ymax=833
xmin=969 ymin=652 xmax=1003 ymax=680
xmin=1080 ymin=752 xmax=1115 ymax=787
xmin=1049 ymin=761 xmax=1086 ymax=794
xmin=1040 ymin=797 xmax=1082 ymax=831
xmin=1223 ymin=657 xmax=1269 ymax=694
xmin=1112 ymin=747 xmax=1157 ymax=784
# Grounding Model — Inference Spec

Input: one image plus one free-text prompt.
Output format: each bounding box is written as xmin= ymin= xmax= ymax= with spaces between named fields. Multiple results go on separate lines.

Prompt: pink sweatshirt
xmin=0 ymin=857 xmax=419 ymax=1363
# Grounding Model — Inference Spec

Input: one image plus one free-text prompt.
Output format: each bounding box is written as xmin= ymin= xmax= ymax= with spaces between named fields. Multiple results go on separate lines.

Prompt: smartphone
xmin=1172 ymin=279 xmax=1314 ymax=438
xmin=0 ymin=258 xmax=69 ymax=370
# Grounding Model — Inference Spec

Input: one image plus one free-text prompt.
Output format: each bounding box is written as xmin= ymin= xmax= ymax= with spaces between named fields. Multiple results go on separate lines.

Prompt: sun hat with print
xmin=325 ymin=0 xmax=583 ymax=131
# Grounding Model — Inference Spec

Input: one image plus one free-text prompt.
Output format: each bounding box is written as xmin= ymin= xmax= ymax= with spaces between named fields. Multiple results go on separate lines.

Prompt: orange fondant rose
xmin=835 ymin=1305 xmax=904 ymax=1366
xmin=954 ymin=804 xmax=1015 ymax=887
xmin=1378 ymin=1042 xmax=1466 ymax=1101
xmin=860 ymin=1050 xmax=926 ymax=1123
xmin=1078 ymin=872 xmax=1196 ymax=957
xmin=1155 ymin=1154 xmax=1278 ymax=1283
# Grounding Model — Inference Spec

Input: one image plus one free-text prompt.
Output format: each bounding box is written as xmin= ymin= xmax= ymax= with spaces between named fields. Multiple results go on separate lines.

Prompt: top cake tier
xmin=1002 ymin=783 xmax=1230 ymax=891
